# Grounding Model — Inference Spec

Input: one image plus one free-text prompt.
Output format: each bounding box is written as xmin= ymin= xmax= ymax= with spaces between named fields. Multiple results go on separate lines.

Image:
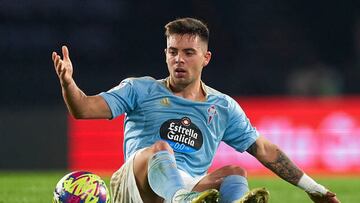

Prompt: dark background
xmin=1 ymin=0 xmax=359 ymax=169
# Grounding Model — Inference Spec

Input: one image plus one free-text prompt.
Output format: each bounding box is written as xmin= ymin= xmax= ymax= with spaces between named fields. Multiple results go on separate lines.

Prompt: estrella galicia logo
xmin=160 ymin=117 xmax=203 ymax=153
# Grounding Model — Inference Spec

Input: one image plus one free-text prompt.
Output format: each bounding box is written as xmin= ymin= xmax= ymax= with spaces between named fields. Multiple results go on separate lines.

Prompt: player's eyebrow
xmin=168 ymin=47 xmax=197 ymax=52
xmin=183 ymin=48 xmax=196 ymax=52
xmin=168 ymin=47 xmax=178 ymax=51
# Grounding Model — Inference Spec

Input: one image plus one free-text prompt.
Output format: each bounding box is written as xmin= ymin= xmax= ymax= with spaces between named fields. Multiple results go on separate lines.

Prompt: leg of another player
xmin=193 ymin=165 xmax=249 ymax=203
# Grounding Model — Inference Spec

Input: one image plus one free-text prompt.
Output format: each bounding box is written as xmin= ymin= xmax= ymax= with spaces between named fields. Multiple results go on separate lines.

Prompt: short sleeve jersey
xmin=100 ymin=76 xmax=259 ymax=177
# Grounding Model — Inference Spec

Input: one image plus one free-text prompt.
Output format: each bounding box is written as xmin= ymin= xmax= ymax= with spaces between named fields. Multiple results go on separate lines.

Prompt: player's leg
xmin=193 ymin=165 xmax=269 ymax=203
xmin=133 ymin=140 xmax=174 ymax=202
xmin=133 ymin=140 xmax=219 ymax=203
xmin=192 ymin=165 xmax=248 ymax=202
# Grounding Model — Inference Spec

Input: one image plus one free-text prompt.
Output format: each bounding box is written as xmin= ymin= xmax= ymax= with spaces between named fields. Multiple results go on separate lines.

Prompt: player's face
xmin=165 ymin=34 xmax=211 ymax=87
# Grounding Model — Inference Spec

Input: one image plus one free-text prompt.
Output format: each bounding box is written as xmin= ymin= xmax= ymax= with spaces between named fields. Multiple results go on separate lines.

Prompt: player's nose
xmin=175 ymin=53 xmax=185 ymax=63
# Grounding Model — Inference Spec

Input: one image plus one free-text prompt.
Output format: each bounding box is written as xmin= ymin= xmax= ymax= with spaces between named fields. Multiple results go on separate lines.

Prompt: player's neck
xmin=167 ymin=78 xmax=206 ymax=102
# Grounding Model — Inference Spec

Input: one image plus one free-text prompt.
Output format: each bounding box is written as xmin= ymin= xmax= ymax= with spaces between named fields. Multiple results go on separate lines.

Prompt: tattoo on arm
xmin=246 ymin=142 xmax=257 ymax=156
xmin=263 ymin=149 xmax=303 ymax=185
xmin=247 ymin=143 xmax=303 ymax=185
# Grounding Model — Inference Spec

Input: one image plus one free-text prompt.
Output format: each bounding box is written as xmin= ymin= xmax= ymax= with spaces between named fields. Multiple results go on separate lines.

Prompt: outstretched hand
xmin=52 ymin=45 xmax=74 ymax=86
xmin=308 ymin=191 xmax=341 ymax=203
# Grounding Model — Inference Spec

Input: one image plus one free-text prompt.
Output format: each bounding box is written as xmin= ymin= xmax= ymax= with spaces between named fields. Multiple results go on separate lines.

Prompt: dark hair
xmin=164 ymin=17 xmax=209 ymax=44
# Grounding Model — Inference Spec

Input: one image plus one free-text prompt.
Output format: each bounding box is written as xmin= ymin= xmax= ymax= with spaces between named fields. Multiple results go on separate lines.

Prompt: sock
xmin=220 ymin=175 xmax=249 ymax=203
xmin=147 ymin=151 xmax=185 ymax=201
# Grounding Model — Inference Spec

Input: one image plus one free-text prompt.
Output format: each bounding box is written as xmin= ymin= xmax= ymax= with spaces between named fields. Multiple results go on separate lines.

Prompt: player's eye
xmin=185 ymin=52 xmax=194 ymax=56
xmin=168 ymin=50 xmax=177 ymax=56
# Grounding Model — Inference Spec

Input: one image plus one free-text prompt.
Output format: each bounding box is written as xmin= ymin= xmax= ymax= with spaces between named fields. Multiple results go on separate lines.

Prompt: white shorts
xmin=110 ymin=149 xmax=205 ymax=203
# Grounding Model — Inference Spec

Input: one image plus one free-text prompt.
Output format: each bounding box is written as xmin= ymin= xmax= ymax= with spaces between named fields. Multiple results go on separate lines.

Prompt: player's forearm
xmin=260 ymin=147 xmax=304 ymax=185
xmin=247 ymin=140 xmax=303 ymax=185
xmin=248 ymin=139 xmax=331 ymax=197
xmin=61 ymin=80 xmax=90 ymax=119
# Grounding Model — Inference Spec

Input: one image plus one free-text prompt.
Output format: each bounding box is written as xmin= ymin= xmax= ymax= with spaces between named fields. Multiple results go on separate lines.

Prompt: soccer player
xmin=52 ymin=18 xmax=340 ymax=203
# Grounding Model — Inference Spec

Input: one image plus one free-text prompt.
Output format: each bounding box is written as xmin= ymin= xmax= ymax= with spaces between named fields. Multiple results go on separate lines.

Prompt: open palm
xmin=52 ymin=45 xmax=73 ymax=86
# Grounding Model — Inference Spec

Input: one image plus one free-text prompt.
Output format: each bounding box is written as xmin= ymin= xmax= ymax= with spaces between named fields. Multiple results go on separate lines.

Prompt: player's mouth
xmin=174 ymin=67 xmax=187 ymax=78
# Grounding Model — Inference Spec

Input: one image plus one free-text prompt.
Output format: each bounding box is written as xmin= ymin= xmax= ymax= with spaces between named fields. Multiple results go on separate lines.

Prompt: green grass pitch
xmin=0 ymin=171 xmax=359 ymax=203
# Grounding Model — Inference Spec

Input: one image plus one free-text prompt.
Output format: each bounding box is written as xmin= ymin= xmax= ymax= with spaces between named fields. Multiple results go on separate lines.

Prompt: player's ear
xmin=164 ymin=48 xmax=167 ymax=55
xmin=203 ymin=51 xmax=212 ymax=67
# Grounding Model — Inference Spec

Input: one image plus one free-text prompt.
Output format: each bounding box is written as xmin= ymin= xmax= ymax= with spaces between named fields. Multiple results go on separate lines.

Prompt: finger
xmin=325 ymin=192 xmax=340 ymax=203
xmin=53 ymin=55 xmax=60 ymax=69
xmin=52 ymin=52 xmax=57 ymax=61
xmin=62 ymin=45 xmax=70 ymax=61
xmin=56 ymin=60 xmax=65 ymax=74
xmin=329 ymin=196 xmax=341 ymax=203
xmin=54 ymin=55 xmax=61 ymax=70
xmin=326 ymin=191 xmax=336 ymax=197
xmin=56 ymin=61 xmax=63 ymax=75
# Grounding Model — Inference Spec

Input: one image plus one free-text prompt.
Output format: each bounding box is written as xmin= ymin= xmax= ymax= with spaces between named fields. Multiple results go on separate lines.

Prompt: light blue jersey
xmin=100 ymin=76 xmax=259 ymax=177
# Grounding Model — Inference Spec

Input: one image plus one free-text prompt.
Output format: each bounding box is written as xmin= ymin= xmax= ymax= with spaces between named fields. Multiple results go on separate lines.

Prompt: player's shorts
xmin=110 ymin=148 xmax=205 ymax=203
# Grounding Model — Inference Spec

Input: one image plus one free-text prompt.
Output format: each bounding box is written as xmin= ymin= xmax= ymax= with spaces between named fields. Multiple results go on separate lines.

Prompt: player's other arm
xmin=247 ymin=135 xmax=341 ymax=203
xmin=247 ymin=136 xmax=303 ymax=185
xmin=52 ymin=45 xmax=111 ymax=119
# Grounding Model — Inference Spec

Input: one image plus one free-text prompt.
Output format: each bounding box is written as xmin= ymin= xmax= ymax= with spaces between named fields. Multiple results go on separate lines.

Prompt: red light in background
xmin=68 ymin=115 xmax=124 ymax=175
xmin=68 ymin=97 xmax=360 ymax=175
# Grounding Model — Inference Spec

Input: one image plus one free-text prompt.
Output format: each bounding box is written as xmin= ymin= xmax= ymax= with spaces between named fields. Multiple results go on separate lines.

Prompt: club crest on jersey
xmin=160 ymin=117 xmax=203 ymax=153
xmin=207 ymin=105 xmax=217 ymax=124
xmin=110 ymin=80 xmax=128 ymax=91
xmin=181 ymin=117 xmax=191 ymax=126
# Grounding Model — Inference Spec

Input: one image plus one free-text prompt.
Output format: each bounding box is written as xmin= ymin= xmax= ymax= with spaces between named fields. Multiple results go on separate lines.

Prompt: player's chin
xmin=172 ymin=76 xmax=188 ymax=82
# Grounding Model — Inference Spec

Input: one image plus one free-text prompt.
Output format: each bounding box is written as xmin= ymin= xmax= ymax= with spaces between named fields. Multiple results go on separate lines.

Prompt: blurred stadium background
xmin=1 ymin=0 xmax=360 ymax=202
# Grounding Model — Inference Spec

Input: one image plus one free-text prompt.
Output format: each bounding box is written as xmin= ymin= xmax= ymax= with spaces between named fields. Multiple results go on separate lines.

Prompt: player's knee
xmin=223 ymin=165 xmax=247 ymax=177
xmin=150 ymin=140 xmax=173 ymax=154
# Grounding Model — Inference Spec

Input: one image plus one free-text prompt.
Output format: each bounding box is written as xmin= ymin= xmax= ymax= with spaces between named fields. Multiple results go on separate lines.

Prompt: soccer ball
xmin=53 ymin=171 xmax=111 ymax=203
